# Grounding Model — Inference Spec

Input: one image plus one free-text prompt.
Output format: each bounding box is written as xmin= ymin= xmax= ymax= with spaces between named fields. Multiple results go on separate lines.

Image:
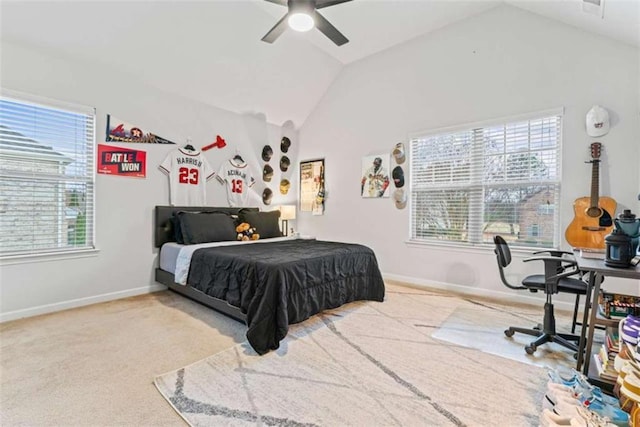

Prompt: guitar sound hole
xmin=586 ymin=207 xmax=603 ymax=218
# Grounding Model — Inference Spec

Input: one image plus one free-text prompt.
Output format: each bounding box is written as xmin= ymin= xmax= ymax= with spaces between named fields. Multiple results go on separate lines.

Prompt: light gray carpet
xmin=0 ymin=290 xmax=247 ymax=426
xmin=155 ymin=287 xmax=553 ymax=426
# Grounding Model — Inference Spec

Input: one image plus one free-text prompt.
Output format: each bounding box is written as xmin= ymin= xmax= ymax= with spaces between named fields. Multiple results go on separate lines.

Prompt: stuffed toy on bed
xmin=236 ymin=222 xmax=260 ymax=241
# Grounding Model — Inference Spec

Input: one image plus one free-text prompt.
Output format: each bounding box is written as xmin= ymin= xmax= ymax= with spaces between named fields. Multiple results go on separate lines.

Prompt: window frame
xmin=408 ymin=107 xmax=564 ymax=251
xmin=0 ymin=89 xmax=97 ymax=260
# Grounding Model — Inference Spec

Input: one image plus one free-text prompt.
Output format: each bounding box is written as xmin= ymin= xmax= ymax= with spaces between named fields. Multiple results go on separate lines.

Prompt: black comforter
xmin=187 ymin=239 xmax=385 ymax=354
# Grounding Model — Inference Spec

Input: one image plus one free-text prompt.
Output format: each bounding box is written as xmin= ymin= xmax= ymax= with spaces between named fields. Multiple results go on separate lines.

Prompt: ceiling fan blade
xmin=316 ymin=0 xmax=353 ymax=9
xmin=263 ymin=0 xmax=288 ymax=5
xmin=314 ymin=11 xmax=349 ymax=46
xmin=261 ymin=13 xmax=289 ymax=43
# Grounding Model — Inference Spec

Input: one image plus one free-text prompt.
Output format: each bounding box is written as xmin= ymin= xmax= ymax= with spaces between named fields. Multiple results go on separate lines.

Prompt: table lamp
xmin=279 ymin=205 xmax=296 ymax=236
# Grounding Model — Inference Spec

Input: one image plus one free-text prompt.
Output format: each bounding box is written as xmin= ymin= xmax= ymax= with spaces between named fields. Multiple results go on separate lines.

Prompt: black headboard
xmin=154 ymin=206 xmax=259 ymax=248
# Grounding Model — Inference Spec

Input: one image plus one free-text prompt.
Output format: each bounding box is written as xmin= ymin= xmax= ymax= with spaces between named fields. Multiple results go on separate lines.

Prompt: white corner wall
xmin=0 ymin=41 xmax=299 ymax=321
xmin=298 ymin=5 xmax=640 ymax=303
xmin=1 ymin=5 xmax=638 ymax=321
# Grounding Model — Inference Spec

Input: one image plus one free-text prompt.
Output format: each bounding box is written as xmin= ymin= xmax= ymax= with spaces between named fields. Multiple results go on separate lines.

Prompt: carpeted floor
xmin=0 ymin=283 xmax=581 ymax=426
xmin=0 ymin=290 xmax=248 ymax=426
xmin=154 ymin=285 xmax=578 ymax=426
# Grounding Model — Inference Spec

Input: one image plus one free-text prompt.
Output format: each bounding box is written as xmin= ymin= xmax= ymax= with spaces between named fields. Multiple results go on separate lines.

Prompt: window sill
xmin=0 ymin=248 xmax=100 ymax=266
xmin=404 ymin=239 xmax=557 ymax=257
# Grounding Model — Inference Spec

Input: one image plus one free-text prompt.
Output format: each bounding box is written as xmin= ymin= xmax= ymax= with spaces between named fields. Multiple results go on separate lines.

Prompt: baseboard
xmin=2 ymin=275 xmax=579 ymax=323
xmin=0 ymin=284 xmax=167 ymax=323
xmin=382 ymin=272 xmax=578 ymax=312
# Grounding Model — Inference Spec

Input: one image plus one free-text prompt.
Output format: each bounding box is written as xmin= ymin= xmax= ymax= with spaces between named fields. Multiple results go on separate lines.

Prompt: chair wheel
xmin=525 ymin=345 xmax=536 ymax=355
xmin=504 ymin=329 xmax=515 ymax=337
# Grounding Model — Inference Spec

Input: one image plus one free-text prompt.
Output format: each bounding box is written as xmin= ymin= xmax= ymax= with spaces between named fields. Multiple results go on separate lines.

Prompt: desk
xmin=574 ymin=253 xmax=640 ymax=377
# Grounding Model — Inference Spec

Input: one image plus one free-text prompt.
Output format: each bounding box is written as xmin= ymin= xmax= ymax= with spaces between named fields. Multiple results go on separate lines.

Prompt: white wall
xmin=298 ymin=5 xmax=640 ymax=304
xmin=1 ymin=5 xmax=638 ymax=320
xmin=0 ymin=41 xmax=299 ymax=321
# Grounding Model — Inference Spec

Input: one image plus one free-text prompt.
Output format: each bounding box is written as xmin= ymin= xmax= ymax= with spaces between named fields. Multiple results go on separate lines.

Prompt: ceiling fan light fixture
xmin=261 ymin=0 xmax=351 ymax=46
xmin=288 ymin=13 xmax=314 ymax=32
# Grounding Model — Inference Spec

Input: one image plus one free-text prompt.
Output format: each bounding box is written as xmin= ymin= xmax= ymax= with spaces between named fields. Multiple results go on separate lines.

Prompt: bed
xmin=154 ymin=205 xmax=385 ymax=354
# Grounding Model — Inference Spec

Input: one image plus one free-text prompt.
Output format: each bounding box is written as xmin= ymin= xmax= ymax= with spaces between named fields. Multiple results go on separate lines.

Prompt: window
xmin=410 ymin=109 xmax=562 ymax=249
xmin=0 ymin=90 xmax=95 ymax=257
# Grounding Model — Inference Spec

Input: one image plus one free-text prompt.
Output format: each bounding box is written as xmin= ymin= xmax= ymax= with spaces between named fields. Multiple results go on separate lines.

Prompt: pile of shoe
xmin=540 ymin=367 xmax=629 ymax=426
xmin=612 ymin=315 xmax=640 ymax=424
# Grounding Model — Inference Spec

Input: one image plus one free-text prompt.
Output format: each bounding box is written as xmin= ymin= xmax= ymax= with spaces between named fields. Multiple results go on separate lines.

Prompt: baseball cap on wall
xmin=280 ymin=179 xmax=290 ymax=195
xmin=392 ymin=142 xmax=405 ymax=164
xmin=262 ymin=145 xmax=273 ymax=162
xmin=281 ymin=136 xmax=291 ymax=153
xmin=263 ymin=164 xmax=274 ymax=182
xmin=586 ymin=105 xmax=610 ymax=137
xmin=262 ymin=188 xmax=273 ymax=205
xmin=280 ymin=155 xmax=290 ymax=172
xmin=393 ymin=188 xmax=407 ymax=209
xmin=392 ymin=166 xmax=404 ymax=188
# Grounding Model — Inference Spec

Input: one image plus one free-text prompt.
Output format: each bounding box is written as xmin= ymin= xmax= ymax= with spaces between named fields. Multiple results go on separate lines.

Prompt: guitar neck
xmin=590 ymin=160 xmax=600 ymax=208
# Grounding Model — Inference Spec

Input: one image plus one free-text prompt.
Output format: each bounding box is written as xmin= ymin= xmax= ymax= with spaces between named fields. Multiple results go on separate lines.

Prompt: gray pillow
xmin=177 ymin=211 xmax=237 ymax=244
xmin=172 ymin=212 xmax=186 ymax=244
xmin=238 ymin=209 xmax=282 ymax=239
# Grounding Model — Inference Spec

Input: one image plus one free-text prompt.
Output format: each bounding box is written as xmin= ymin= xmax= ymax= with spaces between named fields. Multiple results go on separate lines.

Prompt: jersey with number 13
xmin=159 ymin=147 xmax=215 ymax=206
xmin=216 ymin=158 xmax=256 ymax=207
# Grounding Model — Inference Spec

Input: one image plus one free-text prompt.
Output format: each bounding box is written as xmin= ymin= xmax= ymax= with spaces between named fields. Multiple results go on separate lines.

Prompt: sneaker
xmin=543 ymin=387 xmax=577 ymax=410
xmin=625 ymin=315 xmax=640 ymax=328
xmin=547 ymin=382 xmax=576 ymax=396
xmin=542 ymin=404 xmax=617 ymax=427
xmin=548 ymin=368 xmax=608 ymax=393
xmin=620 ymin=316 xmax=640 ymax=346
xmin=540 ymin=408 xmax=573 ymax=426
xmin=621 ymin=321 xmax=640 ymax=346
xmin=615 ymin=362 xmax=634 ymax=398
xmin=584 ymin=398 xmax=630 ymax=426
xmin=545 ymin=385 xmax=628 ymax=426
xmin=630 ymin=401 xmax=640 ymax=427
xmin=549 ymin=367 xmax=584 ymax=386
xmin=620 ymin=369 xmax=640 ymax=413
xmin=554 ymin=401 xmax=617 ymax=427
xmin=546 ymin=377 xmax=620 ymax=408
xmin=614 ymin=348 xmax=630 ymax=373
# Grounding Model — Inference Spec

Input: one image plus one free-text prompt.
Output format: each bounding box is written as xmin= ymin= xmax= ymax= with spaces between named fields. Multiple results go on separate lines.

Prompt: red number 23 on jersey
xmin=178 ymin=167 xmax=199 ymax=185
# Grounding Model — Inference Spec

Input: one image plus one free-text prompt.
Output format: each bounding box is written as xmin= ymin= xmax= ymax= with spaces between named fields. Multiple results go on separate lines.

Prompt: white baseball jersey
xmin=216 ymin=157 xmax=256 ymax=207
xmin=362 ymin=164 xmax=389 ymax=198
xmin=159 ymin=147 xmax=215 ymax=206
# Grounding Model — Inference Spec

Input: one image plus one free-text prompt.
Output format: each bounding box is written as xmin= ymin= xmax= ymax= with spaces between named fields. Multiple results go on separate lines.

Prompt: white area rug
xmin=155 ymin=288 xmax=551 ymax=426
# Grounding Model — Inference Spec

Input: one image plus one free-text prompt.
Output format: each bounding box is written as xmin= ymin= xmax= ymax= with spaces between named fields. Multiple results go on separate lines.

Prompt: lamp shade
xmin=279 ymin=205 xmax=296 ymax=221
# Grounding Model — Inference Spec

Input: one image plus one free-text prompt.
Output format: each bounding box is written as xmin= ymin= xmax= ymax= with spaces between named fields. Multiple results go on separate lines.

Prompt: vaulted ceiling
xmin=1 ymin=0 xmax=638 ymax=127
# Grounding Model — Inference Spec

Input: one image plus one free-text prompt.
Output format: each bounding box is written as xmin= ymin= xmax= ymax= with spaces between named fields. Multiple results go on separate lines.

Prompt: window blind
xmin=0 ymin=91 xmax=95 ymax=257
xmin=410 ymin=111 xmax=562 ymax=249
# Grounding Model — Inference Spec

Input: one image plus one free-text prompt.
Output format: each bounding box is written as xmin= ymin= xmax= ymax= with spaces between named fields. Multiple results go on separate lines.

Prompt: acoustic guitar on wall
xmin=565 ymin=142 xmax=617 ymax=249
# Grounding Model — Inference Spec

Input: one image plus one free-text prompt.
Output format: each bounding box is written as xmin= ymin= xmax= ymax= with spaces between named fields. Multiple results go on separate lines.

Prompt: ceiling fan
xmin=261 ymin=0 xmax=353 ymax=46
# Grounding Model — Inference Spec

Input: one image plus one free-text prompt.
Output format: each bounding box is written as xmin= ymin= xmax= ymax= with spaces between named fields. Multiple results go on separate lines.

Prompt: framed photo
xmin=299 ymin=158 xmax=324 ymax=214
xmin=361 ymin=154 xmax=391 ymax=198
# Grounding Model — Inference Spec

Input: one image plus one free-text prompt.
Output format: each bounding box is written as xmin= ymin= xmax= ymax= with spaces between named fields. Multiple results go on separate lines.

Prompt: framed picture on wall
xmin=299 ymin=158 xmax=324 ymax=214
xmin=361 ymin=154 xmax=391 ymax=198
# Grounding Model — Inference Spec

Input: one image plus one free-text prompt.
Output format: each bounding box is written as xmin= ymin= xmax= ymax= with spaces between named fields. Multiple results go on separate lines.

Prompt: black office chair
xmin=493 ymin=235 xmax=588 ymax=355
